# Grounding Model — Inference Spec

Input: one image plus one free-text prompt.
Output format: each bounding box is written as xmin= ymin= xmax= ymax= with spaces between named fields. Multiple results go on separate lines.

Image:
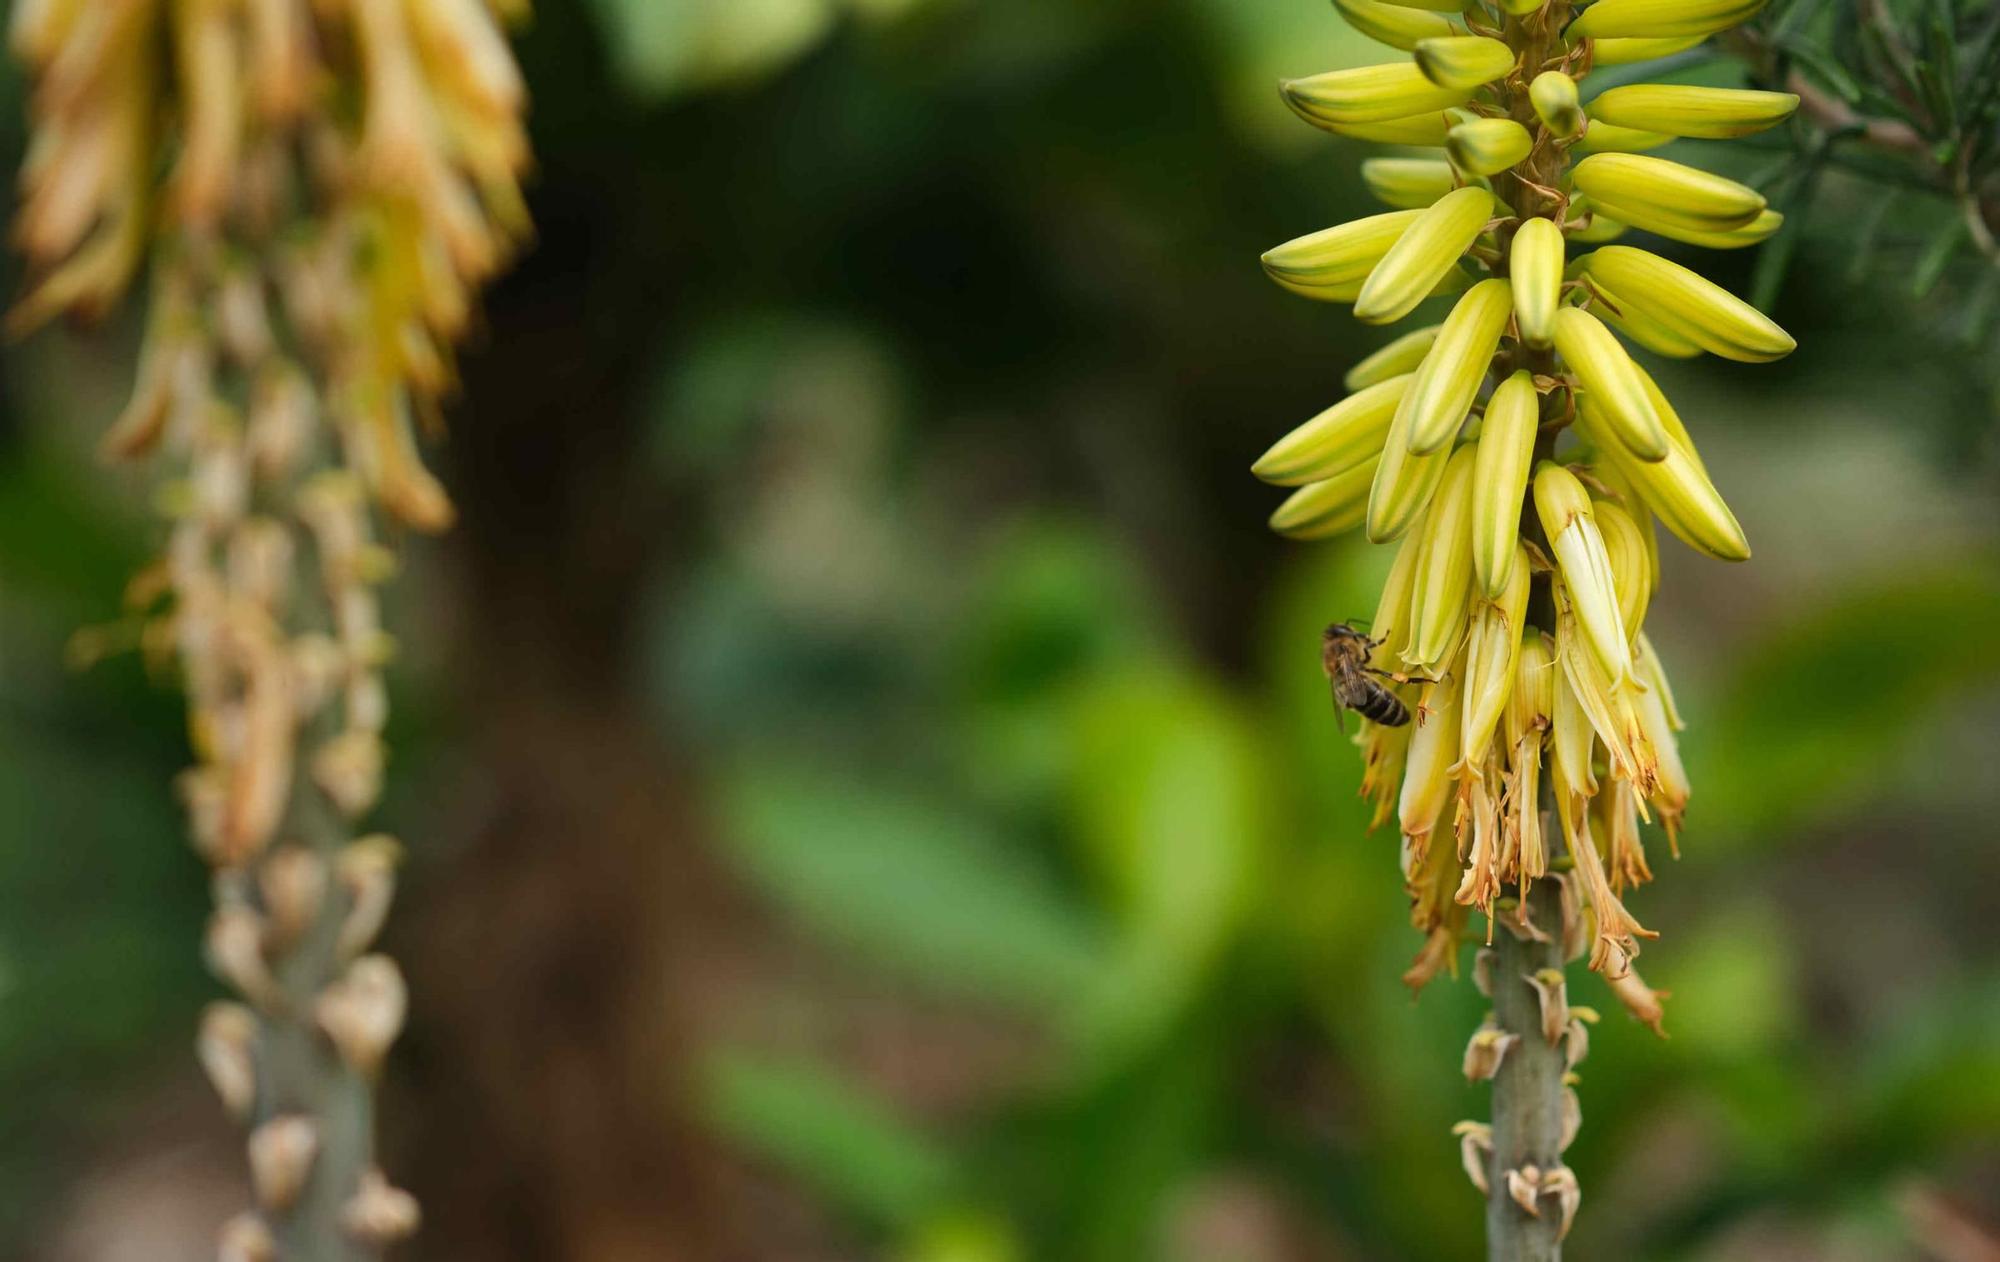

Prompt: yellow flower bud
xmin=1571 ymin=153 xmax=1767 ymax=243
xmin=1588 ymin=84 xmax=1799 ymax=139
xmin=1413 ymin=36 xmax=1517 ymax=90
xmin=1346 ymin=323 xmax=1442 ymax=390
xmin=1529 ymin=71 xmax=1583 ymax=138
xmin=1355 ymin=185 xmax=1496 ymax=325
xmin=1447 ymin=118 xmax=1533 ymax=176
xmin=1509 ymin=217 xmax=1564 ymax=348
xmin=1553 ymin=306 xmax=1669 ymax=462
xmin=1401 ymin=277 xmax=1512 ymax=453
xmin=1254 ymin=374 xmax=1409 ymax=486
xmin=1268 ymin=457 xmax=1382 ymax=539
xmin=1406 ymin=443 xmax=1480 ymax=671
xmin=1569 ymin=0 xmax=1767 ymax=41
xmin=1572 ymin=121 xmax=1673 ymax=155
xmin=1263 ymin=209 xmax=1425 ymax=293
xmin=1304 ymin=112 xmax=1454 ymax=145
xmin=1580 ymin=246 xmax=1796 ymax=363
xmin=1363 ymin=157 xmax=1462 ymax=209
xmin=1399 ymin=663 xmax=1464 ymax=847
xmin=1333 ymin=0 xmax=1462 ymax=51
xmin=1470 ymin=370 xmax=1538 ymax=597
xmin=1588 ymin=35 xmax=1707 ymax=65
xmin=1281 ymin=62 xmax=1473 ymax=126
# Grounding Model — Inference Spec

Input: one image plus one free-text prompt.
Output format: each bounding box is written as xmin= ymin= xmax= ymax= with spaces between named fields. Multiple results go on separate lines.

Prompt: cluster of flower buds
xmin=1259 ymin=0 xmax=1793 ymax=1005
xmin=10 ymin=0 xmax=531 ymax=1253
xmin=1258 ymin=0 xmax=1794 ymax=1238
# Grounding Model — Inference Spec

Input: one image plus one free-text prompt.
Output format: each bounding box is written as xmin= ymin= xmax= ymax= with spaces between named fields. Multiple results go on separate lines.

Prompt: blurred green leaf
xmin=722 ymin=764 xmax=1107 ymax=1010
xmin=702 ymin=1050 xmax=953 ymax=1227
xmin=1061 ymin=667 xmax=1272 ymax=1072
xmin=1691 ymin=560 xmax=2000 ymax=837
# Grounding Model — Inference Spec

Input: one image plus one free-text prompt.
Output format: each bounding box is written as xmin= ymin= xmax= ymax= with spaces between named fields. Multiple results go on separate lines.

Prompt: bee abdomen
xmin=1356 ymin=686 xmax=1410 ymax=727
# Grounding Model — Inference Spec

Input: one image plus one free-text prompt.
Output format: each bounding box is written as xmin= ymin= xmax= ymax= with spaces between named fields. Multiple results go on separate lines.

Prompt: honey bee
xmin=1321 ymin=622 xmax=1411 ymax=729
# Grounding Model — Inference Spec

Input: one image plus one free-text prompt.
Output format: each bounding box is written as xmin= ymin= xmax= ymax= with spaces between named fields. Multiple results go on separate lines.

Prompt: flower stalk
xmin=9 ymin=2 xmax=531 ymax=1255
xmin=1264 ymin=0 xmax=1792 ymax=1251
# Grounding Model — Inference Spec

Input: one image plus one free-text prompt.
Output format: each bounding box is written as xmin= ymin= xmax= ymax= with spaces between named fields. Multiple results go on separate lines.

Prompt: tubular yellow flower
xmin=1399 ymin=665 xmax=1464 ymax=849
xmin=1401 ymin=277 xmax=1513 ymax=454
xmin=1448 ymin=118 xmax=1534 ymax=177
xmin=1591 ymin=497 xmax=1652 ymax=636
xmin=1591 ymin=286 xmax=1705 ymax=358
xmin=1535 ymin=462 xmax=1632 ymax=685
xmin=1269 ymin=459 xmax=1383 ymax=539
xmin=1470 ymin=370 xmax=1538 ymax=597
xmin=1587 ymin=84 xmax=1799 ymax=139
xmin=1334 ymin=0 xmax=1462 ymax=50
xmin=1509 ymin=217 xmax=1564 ymax=348
xmin=1552 ymin=306 xmax=1669 ymax=462
xmin=1363 ymin=157 xmax=1460 ymax=209
xmin=1254 ymin=375 xmax=1411 ymax=485
xmin=1406 ymin=444 xmax=1480 ymax=671
xmin=1281 ymin=62 xmax=1473 ymax=125
xmin=1347 ymin=324 xmax=1442 ymax=390
xmin=1567 ymin=197 xmax=1629 ymax=243
xmin=1372 ymin=509 xmax=1431 ymax=664
xmin=1529 ymin=71 xmax=1583 ymax=138
xmin=1355 ymin=185 xmax=1496 ymax=324
xmin=1413 ymin=36 xmax=1517 ymax=89
xmin=1580 ymin=246 xmax=1797 ymax=363
xmin=1461 ymin=548 xmax=1530 ymax=766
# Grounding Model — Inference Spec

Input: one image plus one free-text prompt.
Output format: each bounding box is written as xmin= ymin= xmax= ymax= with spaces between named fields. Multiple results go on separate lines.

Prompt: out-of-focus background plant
xmin=1 ymin=1 xmax=1995 ymax=1259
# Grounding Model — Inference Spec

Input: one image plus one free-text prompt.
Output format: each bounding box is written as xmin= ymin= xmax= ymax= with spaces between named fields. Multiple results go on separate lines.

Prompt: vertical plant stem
xmin=264 ymin=777 xmax=376 ymax=1262
xmin=1485 ymin=873 xmax=1567 ymax=1262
